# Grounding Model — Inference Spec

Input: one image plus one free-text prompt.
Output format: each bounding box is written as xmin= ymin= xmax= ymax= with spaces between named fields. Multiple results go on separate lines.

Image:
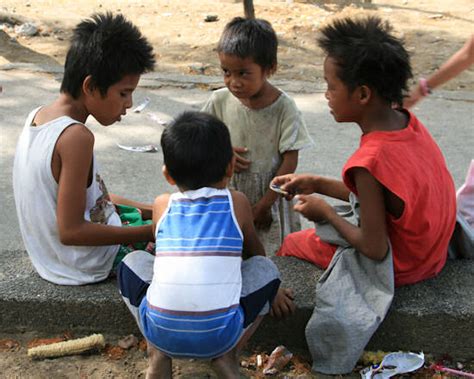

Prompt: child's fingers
xmin=284 ymin=288 xmax=295 ymax=300
xmin=271 ymin=175 xmax=291 ymax=187
xmin=233 ymin=146 xmax=248 ymax=154
xmin=271 ymin=303 xmax=282 ymax=318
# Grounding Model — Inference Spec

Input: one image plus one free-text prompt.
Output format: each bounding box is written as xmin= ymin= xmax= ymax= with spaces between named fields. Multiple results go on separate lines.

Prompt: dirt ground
xmin=2 ymin=331 xmax=473 ymax=378
xmin=0 ymin=331 xmax=317 ymax=378
xmin=1 ymin=1 xmax=473 ymax=378
xmin=1 ymin=0 xmax=473 ymax=90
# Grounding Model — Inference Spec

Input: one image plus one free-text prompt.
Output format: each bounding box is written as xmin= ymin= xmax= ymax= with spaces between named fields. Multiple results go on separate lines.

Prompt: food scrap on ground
xmin=27 ymin=334 xmax=105 ymax=360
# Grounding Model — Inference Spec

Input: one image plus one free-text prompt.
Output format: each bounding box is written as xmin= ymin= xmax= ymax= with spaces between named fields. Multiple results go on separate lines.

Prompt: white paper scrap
xmin=132 ymin=97 xmax=150 ymax=113
xmin=360 ymin=352 xmax=424 ymax=379
xmin=117 ymin=143 xmax=158 ymax=153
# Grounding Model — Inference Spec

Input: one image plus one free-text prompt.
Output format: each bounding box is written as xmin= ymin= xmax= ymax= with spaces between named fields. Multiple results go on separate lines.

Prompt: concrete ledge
xmin=1 ymin=251 xmax=472 ymax=358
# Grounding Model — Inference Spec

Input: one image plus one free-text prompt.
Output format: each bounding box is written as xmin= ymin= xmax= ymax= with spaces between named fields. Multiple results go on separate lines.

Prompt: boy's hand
xmin=271 ymin=174 xmax=317 ymax=200
xmin=252 ymin=203 xmax=272 ymax=229
xmin=293 ymin=194 xmax=334 ymax=222
xmin=270 ymin=288 xmax=295 ymax=319
xmin=233 ymin=146 xmax=251 ymax=173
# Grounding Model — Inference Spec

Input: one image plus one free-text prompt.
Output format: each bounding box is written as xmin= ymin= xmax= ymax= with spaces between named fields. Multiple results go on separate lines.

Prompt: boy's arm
xmin=152 ymin=193 xmax=171 ymax=236
xmin=253 ymin=150 xmax=298 ymax=228
xmin=272 ymin=173 xmax=350 ymax=202
xmin=56 ymin=125 xmax=153 ymax=246
xmin=231 ymin=190 xmax=265 ymax=257
xmin=109 ymin=194 xmax=153 ymax=220
xmin=295 ymin=168 xmax=388 ymax=260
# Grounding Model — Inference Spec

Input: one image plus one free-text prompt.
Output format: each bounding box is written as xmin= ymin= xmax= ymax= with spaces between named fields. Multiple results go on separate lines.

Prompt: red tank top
xmin=342 ymin=111 xmax=456 ymax=286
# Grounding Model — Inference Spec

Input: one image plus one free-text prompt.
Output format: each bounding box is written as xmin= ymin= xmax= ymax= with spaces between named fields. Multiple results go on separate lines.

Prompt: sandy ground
xmin=1 ymin=0 xmax=473 ymax=89
xmin=1 ymin=1 xmax=473 ymax=377
xmin=1 ymin=331 xmax=473 ymax=378
xmin=0 ymin=332 xmax=317 ymax=378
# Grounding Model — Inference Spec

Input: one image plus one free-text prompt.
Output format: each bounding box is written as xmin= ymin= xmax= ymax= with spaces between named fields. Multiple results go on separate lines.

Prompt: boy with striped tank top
xmin=118 ymin=112 xmax=294 ymax=378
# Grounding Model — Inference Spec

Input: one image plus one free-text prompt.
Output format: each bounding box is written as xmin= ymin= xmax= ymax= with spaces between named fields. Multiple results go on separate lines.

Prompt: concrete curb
xmin=1 ymin=250 xmax=472 ymax=358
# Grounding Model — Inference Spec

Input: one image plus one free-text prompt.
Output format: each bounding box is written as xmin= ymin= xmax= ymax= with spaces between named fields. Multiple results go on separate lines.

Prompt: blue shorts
xmin=117 ymin=251 xmax=280 ymax=359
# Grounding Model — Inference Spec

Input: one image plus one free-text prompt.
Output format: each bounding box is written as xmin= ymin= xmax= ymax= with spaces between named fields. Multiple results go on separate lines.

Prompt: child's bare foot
xmin=146 ymin=343 xmax=172 ymax=379
xmin=270 ymin=287 xmax=296 ymax=319
xmin=211 ymin=348 xmax=240 ymax=379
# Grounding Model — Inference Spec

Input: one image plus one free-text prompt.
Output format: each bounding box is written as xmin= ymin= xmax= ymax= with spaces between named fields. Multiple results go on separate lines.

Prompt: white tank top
xmin=13 ymin=107 xmax=121 ymax=285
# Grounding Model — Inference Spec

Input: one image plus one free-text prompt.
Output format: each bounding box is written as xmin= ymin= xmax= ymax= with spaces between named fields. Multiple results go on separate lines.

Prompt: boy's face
xmin=86 ymin=74 xmax=140 ymax=126
xmin=323 ymin=57 xmax=360 ymax=123
xmin=219 ymin=53 xmax=270 ymax=101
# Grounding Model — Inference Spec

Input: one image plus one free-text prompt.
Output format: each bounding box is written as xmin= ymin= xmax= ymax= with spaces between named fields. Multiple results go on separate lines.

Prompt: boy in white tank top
xmin=12 ymin=13 xmax=155 ymax=285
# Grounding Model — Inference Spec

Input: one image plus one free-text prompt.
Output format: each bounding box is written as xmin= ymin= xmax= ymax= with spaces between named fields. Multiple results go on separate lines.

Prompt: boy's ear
xmin=82 ymin=75 xmax=95 ymax=97
xmin=162 ymin=165 xmax=176 ymax=185
xmin=225 ymin=156 xmax=236 ymax=178
xmin=358 ymin=85 xmax=371 ymax=105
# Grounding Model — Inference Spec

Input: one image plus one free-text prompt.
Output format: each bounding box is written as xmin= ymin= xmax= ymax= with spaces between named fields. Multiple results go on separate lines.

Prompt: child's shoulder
xmin=266 ymin=90 xmax=299 ymax=114
xmin=209 ymin=87 xmax=233 ymax=102
xmin=229 ymin=188 xmax=250 ymax=207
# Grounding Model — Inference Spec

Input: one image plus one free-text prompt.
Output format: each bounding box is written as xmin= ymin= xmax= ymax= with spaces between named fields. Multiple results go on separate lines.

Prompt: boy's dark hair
xmin=318 ymin=16 xmax=412 ymax=106
xmin=161 ymin=112 xmax=234 ymax=190
xmin=60 ymin=13 xmax=155 ymax=99
xmin=217 ymin=17 xmax=278 ymax=71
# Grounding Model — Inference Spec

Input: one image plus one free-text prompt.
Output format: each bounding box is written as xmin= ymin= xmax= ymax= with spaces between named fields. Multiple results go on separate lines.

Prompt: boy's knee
xmin=243 ymin=256 xmax=280 ymax=280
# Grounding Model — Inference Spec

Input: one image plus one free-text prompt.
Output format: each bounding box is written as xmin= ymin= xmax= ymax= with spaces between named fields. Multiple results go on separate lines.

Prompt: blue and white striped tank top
xmin=139 ymin=187 xmax=244 ymax=358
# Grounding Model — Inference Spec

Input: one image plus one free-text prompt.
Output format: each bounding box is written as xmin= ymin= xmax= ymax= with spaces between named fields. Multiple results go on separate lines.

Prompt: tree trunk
xmin=244 ymin=0 xmax=255 ymax=19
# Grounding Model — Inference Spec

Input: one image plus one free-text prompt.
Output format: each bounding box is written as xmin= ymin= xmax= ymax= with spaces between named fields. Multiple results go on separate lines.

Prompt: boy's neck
xmin=178 ymin=179 xmax=229 ymax=193
xmin=240 ymin=81 xmax=280 ymax=110
xmin=37 ymin=93 xmax=90 ymax=125
xmin=358 ymin=102 xmax=409 ymax=135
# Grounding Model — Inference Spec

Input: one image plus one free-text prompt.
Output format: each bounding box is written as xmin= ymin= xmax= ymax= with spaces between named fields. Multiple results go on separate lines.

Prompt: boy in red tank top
xmin=272 ymin=16 xmax=456 ymax=287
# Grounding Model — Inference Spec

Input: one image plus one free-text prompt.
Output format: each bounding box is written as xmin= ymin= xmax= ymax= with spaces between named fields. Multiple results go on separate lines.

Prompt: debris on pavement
xmin=262 ymin=345 xmax=293 ymax=375
xmin=27 ymin=334 xmax=105 ymax=360
xmin=14 ymin=22 xmax=37 ymax=36
xmin=27 ymin=337 xmax=66 ymax=349
xmin=103 ymin=344 xmax=126 ymax=361
xmin=204 ymin=14 xmax=218 ymax=22
xmin=360 ymin=351 xmax=424 ymax=379
xmin=147 ymin=112 xmax=170 ymax=126
xmin=360 ymin=350 xmax=389 ymax=366
xmin=117 ymin=334 xmax=139 ymax=350
xmin=132 ymin=97 xmax=150 ymax=113
xmin=0 ymin=338 xmax=20 ymax=352
xmin=117 ymin=143 xmax=158 ymax=153
xmin=430 ymin=363 xmax=474 ymax=378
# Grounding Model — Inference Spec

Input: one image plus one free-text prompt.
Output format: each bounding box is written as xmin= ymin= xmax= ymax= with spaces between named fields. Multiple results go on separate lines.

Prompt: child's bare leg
xmin=211 ymin=315 xmax=264 ymax=378
xmin=211 ymin=348 xmax=239 ymax=379
xmin=146 ymin=342 xmax=172 ymax=379
xmin=235 ymin=315 xmax=263 ymax=354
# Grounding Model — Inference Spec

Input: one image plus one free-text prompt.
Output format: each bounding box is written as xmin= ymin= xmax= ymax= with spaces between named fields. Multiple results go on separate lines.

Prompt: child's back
xmin=146 ymin=186 xmax=249 ymax=357
xmin=118 ymin=112 xmax=289 ymax=377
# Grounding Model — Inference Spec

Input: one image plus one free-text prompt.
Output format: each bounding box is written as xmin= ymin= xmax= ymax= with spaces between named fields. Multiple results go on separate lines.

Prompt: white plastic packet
xmin=132 ymin=97 xmax=150 ymax=113
xmin=360 ymin=351 xmax=424 ymax=379
xmin=117 ymin=143 xmax=158 ymax=153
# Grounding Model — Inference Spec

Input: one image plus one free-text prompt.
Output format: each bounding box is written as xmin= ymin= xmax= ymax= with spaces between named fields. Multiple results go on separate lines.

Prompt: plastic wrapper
xmin=262 ymin=345 xmax=293 ymax=375
xmin=360 ymin=351 xmax=424 ymax=378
